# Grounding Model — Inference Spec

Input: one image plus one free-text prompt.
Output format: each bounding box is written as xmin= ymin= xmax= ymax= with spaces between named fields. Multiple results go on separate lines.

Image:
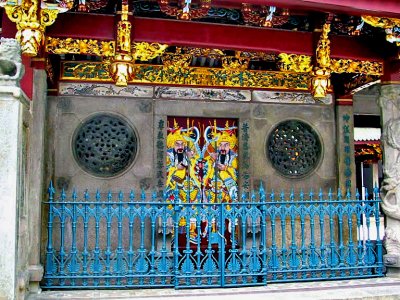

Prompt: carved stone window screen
xmin=73 ymin=114 xmax=137 ymax=177
xmin=267 ymin=120 xmax=321 ymax=177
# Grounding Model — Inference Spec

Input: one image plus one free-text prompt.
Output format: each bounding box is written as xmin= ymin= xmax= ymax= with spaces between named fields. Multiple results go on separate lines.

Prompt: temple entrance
xmin=165 ymin=116 xmax=239 ymax=204
xmin=165 ymin=117 xmax=240 ymax=286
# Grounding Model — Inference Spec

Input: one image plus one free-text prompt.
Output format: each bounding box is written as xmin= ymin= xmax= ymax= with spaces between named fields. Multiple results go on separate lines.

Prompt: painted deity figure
xmin=165 ymin=121 xmax=200 ymax=203
xmin=204 ymin=124 xmax=238 ymax=203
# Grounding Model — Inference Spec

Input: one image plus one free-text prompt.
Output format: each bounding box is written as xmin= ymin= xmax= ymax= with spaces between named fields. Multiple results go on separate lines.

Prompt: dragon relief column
xmin=0 ymin=38 xmax=29 ymax=300
xmin=379 ymin=83 xmax=400 ymax=276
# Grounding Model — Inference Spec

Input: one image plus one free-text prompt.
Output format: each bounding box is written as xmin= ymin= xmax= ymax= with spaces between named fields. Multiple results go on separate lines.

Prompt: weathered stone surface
xmin=0 ymin=39 xmax=29 ymax=300
xmin=378 ymin=84 xmax=400 ymax=275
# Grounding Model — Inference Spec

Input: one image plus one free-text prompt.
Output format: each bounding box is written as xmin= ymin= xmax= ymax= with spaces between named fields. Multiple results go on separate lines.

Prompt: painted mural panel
xmin=166 ymin=117 xmax=238 ymax=204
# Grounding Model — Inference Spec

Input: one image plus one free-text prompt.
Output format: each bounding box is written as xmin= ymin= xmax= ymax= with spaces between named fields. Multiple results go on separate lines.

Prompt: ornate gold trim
xmin=61 ymin=61 xmax=311 ymax=90
xmin=278 ymin=53 xmax=312 ymax=72
xmin=278 ymin=53 xmax=382 ymax=76
xmin=3 ymin=0 xmax=64 ymax=56
xmin=133 ymin=42 xmax=168 ymax=61
xmin=362 ymin=15 xmax=400 ymax=46
xmin=330 ymin=59 xmax=383 ymax=75
xmin=46 ymin=37 xmax=116 ymax=56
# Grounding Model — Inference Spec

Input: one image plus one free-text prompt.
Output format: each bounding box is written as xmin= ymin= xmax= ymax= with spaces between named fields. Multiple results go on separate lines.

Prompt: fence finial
xmin=346 ymin=188 xmax=351 ymax=200
xmin=48 ymin=181 xmax=55 ymax=202
xmin=72 ymin=189 xmax=78 ymax=202
xmin=107 ymin=190 xmax=113 ymax=202
xmin=319 ymin=188 xmax=323 ymax=201
xmin=129 ymin=189 xmax=135 ymax=201
xmin=337 ymin=188 xmax=342 ymax=200
xmin=259 ymin=181 xmax=266 ymax=202
xmin=152 ymin=190 xmax=157 ymax=201
xmin=118 ymin=191 xmax=124 ymax=202
xmin=61 ymin=188 xmax=66 ymax=202
xmin=95 ymin=189 xmax=101 ymax=201
xmin=84 ymin=189 xmax=89 ymax=201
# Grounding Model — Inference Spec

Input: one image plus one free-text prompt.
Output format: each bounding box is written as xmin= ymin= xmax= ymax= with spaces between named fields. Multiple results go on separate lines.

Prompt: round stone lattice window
xmin=267 ymin=120 xmax=322 ymax=177
xmin=73 ymin=114 xmax=137 ymax=177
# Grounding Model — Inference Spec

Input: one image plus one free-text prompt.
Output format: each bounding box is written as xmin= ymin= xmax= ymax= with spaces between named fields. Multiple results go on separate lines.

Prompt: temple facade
xmin=1 ymin=0 xmax=400 ymax=299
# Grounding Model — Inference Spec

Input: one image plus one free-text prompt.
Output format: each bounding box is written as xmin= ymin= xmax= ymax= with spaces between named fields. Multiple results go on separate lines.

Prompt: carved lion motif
xmin=384 ymin=228 xmax=400 ymax=255
xmin=0 ymin=38 xmax=23 ymax=81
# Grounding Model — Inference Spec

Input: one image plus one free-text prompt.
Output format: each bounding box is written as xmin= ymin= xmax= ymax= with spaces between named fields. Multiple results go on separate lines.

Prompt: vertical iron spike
xmin=152 ymin=190 xmax=157 ymax=201
xmin=374 ymin=184 xmax=379 ymax=200
xmin=280 ymin=190 xmax=285 ymax=202
xmin=259 ymin=181 xmax=265 ymax=194
xmin=72 ymin=189 xmax=78 ymax=202
xmin=163 ymin=189 xmax=167 ymax=202
xmin=107 ymin=190 xmax=113 ymax=202
xmin=355 ymin=188 xmax=360 ymax=200
xmin=84 ymin=189 xmax=89 ymax=201
xmin=141 ymin=188 xmax=146 ymax=201
xmin=61 ymin=188 xmax=66 ymax=202
xmin=260 ymin=183 xmax=266 ymax=202
xmin=290 ymin=188 xmax=294 ymax=201
xmin=270 ymin=189 xmax=275 ymax=202
xmin=319 ymin=188 xmax=323 ymax=201
xmin=118 ymin=191 xmax=124 ymax=202
xmin=129 ymin=189 xmax=135 ymax=201
xmin=196 ymin=191 xmax=201 ymax=202
xmin=309 ymin=188 xmax=314 ymax=201
xmin=173 ymin=185 xmax=179 ymax=203
xmin=251 ymin=190 xmax=256 ymax=202
xmin=365 ymin=187 xmax=369 ymax=201
xmin=299 ymin=189 xmax=304 ymax=201
xmin=241 ymin=192 xmax=247 ymax=202
xmin=328 ymin=188 xmax=332 ymax=201
xmin=48 ymin=181 xmax=55 ymax=201
xmin=95 ymin=189 xmax=101 ymax=201
xmin=346 ymin=188 xmax=351 ymax=200
xmin=337 ymin=187 xmax=342 ymax=200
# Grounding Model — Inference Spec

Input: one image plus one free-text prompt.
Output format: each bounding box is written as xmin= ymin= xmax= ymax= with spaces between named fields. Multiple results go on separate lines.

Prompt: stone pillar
xmin=26 ymin=68 xmax=47 ymax=294
xmin=336 ymin=98 xmax=356 ymax=195
xmin=378 ymin=84 xmax=400 ymax=276
xmin=0 ymin=38 xmax=27 ymax=300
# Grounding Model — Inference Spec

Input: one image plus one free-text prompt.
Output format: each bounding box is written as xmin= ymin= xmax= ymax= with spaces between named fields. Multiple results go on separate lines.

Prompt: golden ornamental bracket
xmin=108 ymin=2 xmax=134 ymax=87
xmin=310 ymin=23 xmax=331 ymax=99
xmin=362 ymin=15 xmax=400 ymax=46
xmin=2 ymin=0 xmax=71 ymax=56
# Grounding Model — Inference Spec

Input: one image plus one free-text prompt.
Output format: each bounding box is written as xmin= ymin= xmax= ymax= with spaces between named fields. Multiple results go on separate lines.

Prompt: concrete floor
xmin=29 ymin=277 xmax=400 ymax=300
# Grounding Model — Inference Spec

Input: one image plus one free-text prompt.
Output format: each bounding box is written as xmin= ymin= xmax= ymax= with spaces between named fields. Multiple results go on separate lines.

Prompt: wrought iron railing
xmin=43 ymin=183 xmax=384 ymax=289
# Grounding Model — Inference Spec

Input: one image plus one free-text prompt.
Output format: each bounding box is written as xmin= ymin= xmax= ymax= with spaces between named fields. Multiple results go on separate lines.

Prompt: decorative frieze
xmin=58 ymin=82 xmax=335 ymax=105
xmin=154 ymin=86 xmax=251 ymax=101
xmin=58 ymin=82 xmax=153 ymax=97
xmin=252 ymin=91 xmax=332 ymax=104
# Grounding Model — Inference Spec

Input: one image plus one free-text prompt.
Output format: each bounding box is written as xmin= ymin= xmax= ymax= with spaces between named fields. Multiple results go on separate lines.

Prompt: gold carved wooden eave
xmin=46 ymin=37 xmax=384 ymax=91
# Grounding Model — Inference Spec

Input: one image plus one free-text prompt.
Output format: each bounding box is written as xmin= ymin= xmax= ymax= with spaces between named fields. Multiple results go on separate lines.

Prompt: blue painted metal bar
xmin=43 ymin=184 xmax=385 ymax=289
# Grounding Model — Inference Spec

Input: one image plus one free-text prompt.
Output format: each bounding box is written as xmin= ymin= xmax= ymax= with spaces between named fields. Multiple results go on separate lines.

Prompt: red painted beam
xmin=47 ymin=14 xmax=383 ymax=61
xmin=47 ymin=13 xmax=116 ymax=40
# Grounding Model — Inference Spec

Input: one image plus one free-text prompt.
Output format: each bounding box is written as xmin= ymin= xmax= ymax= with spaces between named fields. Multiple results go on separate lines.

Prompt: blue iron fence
xmin=43 ymin=183 xmax=384 ymax=289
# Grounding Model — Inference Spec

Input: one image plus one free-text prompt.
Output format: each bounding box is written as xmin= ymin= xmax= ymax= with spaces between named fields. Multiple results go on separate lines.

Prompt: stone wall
xmin=45 ymin=83 xmax=337 ymax=195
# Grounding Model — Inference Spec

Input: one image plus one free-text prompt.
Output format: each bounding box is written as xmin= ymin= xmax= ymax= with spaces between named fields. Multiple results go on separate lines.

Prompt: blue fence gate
xmin=43 ymin=183 xmax=384 ymax=289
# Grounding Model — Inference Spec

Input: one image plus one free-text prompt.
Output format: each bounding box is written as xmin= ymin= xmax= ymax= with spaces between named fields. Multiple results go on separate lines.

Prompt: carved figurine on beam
xmin=310 ymin=22 xmax=332 ymax=99
xmin=109 ymin=0 xmax=134 ymax=87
